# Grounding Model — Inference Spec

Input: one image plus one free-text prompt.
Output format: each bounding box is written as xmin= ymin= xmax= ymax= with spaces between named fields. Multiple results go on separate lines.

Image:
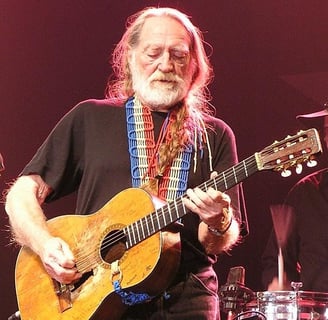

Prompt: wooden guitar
xmin=15 ymin=128 xmax=322 ymax=320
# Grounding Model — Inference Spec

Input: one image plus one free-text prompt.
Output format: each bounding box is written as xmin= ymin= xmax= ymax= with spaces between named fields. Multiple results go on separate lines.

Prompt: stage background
xmin=1 ymin=1 xmax=328 ymax=318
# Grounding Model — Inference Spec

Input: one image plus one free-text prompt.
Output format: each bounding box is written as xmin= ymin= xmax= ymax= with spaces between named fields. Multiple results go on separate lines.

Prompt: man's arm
xmin=5 ymin=175 xmax=81 ymax=284
xmin=5 ymin=175 xmax=52 ymax=252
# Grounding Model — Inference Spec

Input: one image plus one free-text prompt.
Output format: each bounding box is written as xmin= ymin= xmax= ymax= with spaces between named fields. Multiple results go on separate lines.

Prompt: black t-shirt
xmin=22 ymin=98 xmax=242 ymax=268
xmin=262 ymin=168 xmax=328 ymax=291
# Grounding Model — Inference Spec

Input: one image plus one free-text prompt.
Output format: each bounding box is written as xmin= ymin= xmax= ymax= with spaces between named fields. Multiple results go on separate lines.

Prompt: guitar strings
xmin=73 ymin=154 xmax=260 ymax=272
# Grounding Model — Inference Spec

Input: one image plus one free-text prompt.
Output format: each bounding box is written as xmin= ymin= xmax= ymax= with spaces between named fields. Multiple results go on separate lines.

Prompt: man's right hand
xmin=40 ymin=237 xmax=82 ymax=284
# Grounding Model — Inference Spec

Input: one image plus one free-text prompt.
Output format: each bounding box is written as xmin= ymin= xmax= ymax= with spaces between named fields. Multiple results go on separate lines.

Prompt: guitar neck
xmin=122 ymin=128 xmax=322 ymax=248
xmin=124 ymin=154 xmax=259 ymax=248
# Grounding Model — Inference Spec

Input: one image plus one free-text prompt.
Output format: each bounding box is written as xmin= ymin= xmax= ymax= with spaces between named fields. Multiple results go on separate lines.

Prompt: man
xmin=5 ymin=7 xmax=243 ymax=319
xmin=262 ymin=104 xmax=328 ymax=292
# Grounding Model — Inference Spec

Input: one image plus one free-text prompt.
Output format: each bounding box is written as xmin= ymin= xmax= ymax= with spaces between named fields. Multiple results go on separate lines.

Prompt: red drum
xmin=298 ymin=291 xmax=328 ymax=320
xmin=236 ymin=291 xmax=328 ymax=320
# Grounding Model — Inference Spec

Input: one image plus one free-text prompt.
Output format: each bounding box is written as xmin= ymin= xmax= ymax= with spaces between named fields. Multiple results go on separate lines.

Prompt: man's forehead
xmin=139 ymin=16 xmax=190 ymax=43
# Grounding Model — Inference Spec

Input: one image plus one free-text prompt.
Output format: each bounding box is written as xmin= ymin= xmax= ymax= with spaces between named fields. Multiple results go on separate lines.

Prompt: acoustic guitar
xmin=14 ymin=128 xmax=322 ymax=320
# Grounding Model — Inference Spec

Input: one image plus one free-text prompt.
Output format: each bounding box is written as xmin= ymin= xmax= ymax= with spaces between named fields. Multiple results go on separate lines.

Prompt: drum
xmin=255 ymin=291 xmax=298 ymax=319
xmin=236 ymin=291 xmax=328 ymax=320
xmin=298 ymin=291 xmax=328 ymax=320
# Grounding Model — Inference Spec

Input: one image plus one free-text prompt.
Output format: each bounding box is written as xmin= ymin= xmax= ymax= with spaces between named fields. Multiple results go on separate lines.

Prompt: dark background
xmin=1 ymin=1 xmax=328 ymax=318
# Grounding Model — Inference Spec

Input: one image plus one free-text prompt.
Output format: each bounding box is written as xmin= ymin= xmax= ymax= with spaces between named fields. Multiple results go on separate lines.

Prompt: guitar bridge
xmin=52 ymin=279 xmax=73 ymax=312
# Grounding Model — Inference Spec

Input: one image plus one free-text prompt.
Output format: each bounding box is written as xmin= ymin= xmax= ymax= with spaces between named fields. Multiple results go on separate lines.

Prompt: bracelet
xmin=207 ymin=207 xmax=233 ymax=236
xmin=207 ymin=217 xmax=233 ymax=236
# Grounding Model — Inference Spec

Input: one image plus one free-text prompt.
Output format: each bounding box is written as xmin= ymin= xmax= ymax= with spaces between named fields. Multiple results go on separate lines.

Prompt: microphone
xmin=8 ymin=311 xmax=20 ymax=320
xmin=219 ymin=266 xmax=254 ymax=317
xmin=226 ymin=265 xmax=245 ymax=284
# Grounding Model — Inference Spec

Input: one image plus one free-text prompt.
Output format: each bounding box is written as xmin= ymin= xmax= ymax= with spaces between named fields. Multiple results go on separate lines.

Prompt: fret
xmin=177 ymin=198 xmax=187 ymax=220
xmin=232 ymin=166 xmax=238 ymax=184
xmin=135 ymin=220 xmax=142 ymax=243
xmin=243 ymin=155 xmax=257 ymax=177
xmin=180 ymin=200 xmax=187 ymax=217
xmin=130 ymin=223 xmax=137 ymax=247
xmin=145 ymin=216 xmax=150 ymax=236
xmin=156 ymin=210 xmax=161 ymax=230
xmin=213 ymin=176 xmax=218 ymax=190
xmin=150 ymin=212 xmax=155 ymax=234
xmin=222 ymin=171 xmax=228 ymax=190
xmin=140 ymin=216 xmax=146 ymax=239
xmin=173 ymin=200 xmax=180 ymax=221
xmin=242 ymin=159 xmax=249 ymax=177
xmin=158 ymin=207 xmax=166 ymax=229
xmin=124 ymin=225 xmax=132 ymax=248
xmin=162 ymin=206 xmax=168 ymax=226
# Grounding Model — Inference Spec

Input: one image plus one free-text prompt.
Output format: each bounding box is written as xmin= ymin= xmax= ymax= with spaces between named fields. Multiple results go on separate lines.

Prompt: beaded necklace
xmin=126 ymin=96 xmax=192 ymax=201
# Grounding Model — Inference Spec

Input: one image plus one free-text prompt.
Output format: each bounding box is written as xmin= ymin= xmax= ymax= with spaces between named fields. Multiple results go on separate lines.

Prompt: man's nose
xmin=158 ymin=52 xmax=174 ymax=72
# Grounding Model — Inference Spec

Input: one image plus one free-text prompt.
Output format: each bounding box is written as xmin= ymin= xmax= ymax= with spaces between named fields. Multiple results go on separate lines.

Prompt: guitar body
xmin=15 ymin=188 xmax=181 ymax=320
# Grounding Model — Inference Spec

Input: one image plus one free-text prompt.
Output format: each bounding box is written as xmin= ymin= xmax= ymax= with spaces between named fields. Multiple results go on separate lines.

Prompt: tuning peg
xmin=281 ymin=169 xmax=292 ymax=177
xmin=307 ymin=159 xmax=317 ymax=167
xmin=295 ymin=164 xmax=303 ymax=174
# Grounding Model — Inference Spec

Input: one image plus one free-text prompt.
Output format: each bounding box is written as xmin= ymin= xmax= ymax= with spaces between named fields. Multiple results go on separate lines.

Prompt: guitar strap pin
xmin=110 ymin=260 xmax=122 ymax=283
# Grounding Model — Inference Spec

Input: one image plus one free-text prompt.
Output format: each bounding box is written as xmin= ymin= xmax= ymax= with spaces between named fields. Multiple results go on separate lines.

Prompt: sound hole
xmin=100 ymin=229 xmax=127 ymax=264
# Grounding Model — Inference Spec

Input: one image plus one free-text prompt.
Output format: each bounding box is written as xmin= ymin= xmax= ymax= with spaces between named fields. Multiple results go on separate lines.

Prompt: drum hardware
xmin=291 ymin=281 xmax=303 ymax=292
xmin=219 ymin=283 xmax=257 ymax=320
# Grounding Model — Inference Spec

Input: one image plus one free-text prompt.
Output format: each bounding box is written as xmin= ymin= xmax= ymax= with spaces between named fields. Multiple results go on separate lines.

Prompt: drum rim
xmin=254 ymin=290 xmax=328 ymax=306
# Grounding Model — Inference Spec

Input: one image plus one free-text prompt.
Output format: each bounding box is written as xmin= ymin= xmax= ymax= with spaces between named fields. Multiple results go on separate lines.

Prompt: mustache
xmin=149 ymin=72 xmax=183 ymax=83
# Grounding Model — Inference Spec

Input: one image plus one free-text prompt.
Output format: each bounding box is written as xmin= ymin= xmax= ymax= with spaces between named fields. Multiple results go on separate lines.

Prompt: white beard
xmin=130 ymin=56 xmax=191 ymax=110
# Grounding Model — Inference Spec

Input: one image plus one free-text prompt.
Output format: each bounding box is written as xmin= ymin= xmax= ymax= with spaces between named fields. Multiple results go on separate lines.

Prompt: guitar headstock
xmin=256 ymin=128 xmax=322 ymax=176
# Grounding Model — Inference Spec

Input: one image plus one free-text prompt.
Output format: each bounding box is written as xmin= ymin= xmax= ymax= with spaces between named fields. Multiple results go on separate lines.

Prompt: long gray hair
xmin=106 ymin=7 xmax=215 ymax=168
